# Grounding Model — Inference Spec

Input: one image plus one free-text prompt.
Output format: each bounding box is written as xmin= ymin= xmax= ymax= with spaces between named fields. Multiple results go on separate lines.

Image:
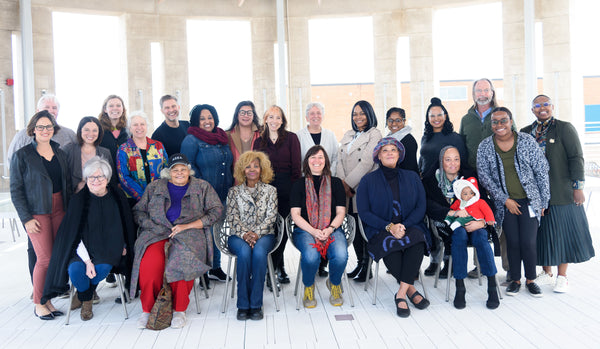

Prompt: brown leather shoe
xmin=70 ymin=293 xmax=82 ymax=310
xmin=80 ymin=300 xmax=93 ymax=321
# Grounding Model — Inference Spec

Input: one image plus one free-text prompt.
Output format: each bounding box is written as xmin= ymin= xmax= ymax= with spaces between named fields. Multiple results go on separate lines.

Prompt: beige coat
xmin=336 ymin=127 xmax=382 ymax=211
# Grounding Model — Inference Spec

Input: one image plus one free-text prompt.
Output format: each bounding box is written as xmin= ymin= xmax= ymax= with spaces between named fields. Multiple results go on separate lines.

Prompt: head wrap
xmin=372 ymin=137 xmax=405 ymax=166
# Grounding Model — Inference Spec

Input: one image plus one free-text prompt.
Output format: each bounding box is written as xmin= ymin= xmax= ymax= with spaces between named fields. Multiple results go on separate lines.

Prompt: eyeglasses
xmin=533 ymin=102 xmax=551 ymax=108
xmin=387 ymin=118 xmax=404 ymax=124
xmin=239 ymin=110 xmax=253 ymax=116
xmin=35 ymin=125 xmax=54 ymax=131
xmin=87 ymin=175 xmax=107 ymax=182
xmin=491 ymin=118 xmax=510 ymax=126
xmin=475 ymin=88 xmax=491 ymax=94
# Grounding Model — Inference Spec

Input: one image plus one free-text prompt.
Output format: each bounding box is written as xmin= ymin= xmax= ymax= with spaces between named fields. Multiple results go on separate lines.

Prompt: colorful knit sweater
xmin=117 ymin=137 xmax=167 ymax=201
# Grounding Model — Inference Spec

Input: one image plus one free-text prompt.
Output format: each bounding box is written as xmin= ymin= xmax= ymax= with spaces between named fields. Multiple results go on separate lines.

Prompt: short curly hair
xmin=233 ymin=151 xmax=274 ymax=184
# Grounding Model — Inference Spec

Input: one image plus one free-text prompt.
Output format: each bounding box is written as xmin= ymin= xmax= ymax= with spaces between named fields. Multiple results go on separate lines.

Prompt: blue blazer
xmin=356 ymin=167 xmax=430 ymax=248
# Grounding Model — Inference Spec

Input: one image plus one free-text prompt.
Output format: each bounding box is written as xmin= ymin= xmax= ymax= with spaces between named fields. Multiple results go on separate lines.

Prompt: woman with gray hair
xmin=117 ymin=111 xmax=168 ymax=202
xmin=297 ymin=102 xmax=339 ymax=175
xmin=42 ymin=156 xmax=136 ymax=321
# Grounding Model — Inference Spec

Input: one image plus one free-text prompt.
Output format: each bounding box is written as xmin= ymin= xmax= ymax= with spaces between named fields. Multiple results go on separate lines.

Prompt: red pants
xmin=139 ymin=239 xmax=194 ymax=312
xmin=29 ymin=192 xmax=65 ymax=304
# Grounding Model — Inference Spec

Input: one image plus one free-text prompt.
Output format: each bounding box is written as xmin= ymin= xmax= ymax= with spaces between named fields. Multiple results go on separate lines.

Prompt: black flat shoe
xmin=318 ymin=266 xmax=329 ymax=277
xmin=407 ymin=290 xmax=430 ymax=310
xmin=34 ymin=308 xmax=55 ymax=320
xmin=277 ymin=268 xmax=290 ymax=284
xmin=236 ymin=309 xmax=249 ymax=321
xmin=50 ymin=310 xmax=64 ymax=317
xmin=438 ymin=263 xmax=449 ymax=279
xmin=266 ymin=276 xmax=281 ymax=293
xmin=353 ymin=266 xmax=373 ymax=282
xmin=394 ymin=296 xmax=410 ymax=318
xmin=249 ymin=308 xmax=264 ymax=321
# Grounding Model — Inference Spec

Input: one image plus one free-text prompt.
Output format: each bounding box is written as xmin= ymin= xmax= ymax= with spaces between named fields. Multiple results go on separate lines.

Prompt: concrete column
xmin=251 ymin=17 xmax=277 ymax=116
xmin=373 ymin=12 xmax=400 ymax=129
xmin=125 ymin=14 xmax=156 ymax=130
xmin=159 ymin=15 xmax=190 ymax=120
xmin=31 ymin=6 xmax=55 ymax=108
xmin=404 ymin=7 xmax=435 ymax=138
xmin=502 ymin=0 xmax=531 ymax=128
xmin=541 ymin=0 xmax=584 ymax=135
xmin=286 ymin=16 xmax=310 ymax=132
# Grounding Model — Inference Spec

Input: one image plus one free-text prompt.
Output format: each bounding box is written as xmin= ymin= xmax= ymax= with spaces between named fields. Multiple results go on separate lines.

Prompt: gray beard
xmin=476 ymin=98 xmax=491 ymax=106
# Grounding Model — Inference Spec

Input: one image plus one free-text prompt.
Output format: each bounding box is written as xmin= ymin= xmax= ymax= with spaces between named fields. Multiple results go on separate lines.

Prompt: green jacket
xmin=460 ymin=105 xmax=517 ymax=169
xmin=521 ymin=119 xmax=584 ymax=205
xmin=459 ymin=106 xmax=494 ymax=169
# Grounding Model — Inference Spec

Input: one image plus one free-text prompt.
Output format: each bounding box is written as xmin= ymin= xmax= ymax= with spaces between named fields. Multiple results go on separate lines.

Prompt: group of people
xmin=8 ymin=78 xmax=595 ymax=329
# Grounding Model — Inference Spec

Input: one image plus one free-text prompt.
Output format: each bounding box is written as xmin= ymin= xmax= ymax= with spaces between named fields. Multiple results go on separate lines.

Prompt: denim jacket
xmin=181 ymin=134 xmax=233 ymax=203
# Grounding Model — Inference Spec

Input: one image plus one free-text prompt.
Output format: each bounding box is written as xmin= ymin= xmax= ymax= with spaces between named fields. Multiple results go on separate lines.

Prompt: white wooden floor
xmin=0 ymin=179 xmax=599 ymax=349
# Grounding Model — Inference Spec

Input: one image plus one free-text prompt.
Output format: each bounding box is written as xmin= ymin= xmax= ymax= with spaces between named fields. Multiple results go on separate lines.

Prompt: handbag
xmin=146 ymin=241 xmax=173 ymax=330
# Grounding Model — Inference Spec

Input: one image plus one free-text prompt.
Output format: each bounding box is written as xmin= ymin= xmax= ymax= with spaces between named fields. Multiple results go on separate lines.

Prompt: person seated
xmin=226 ymin=151 xmax=278 ymax=321
xmin=445 ymin=177 xmax=496 ymax=231
xmin=290 ymin=145 xmax=348 ymax=308
xmin=42 ymin=157 xmax=135 ymax=321
xmin=357 ymin=138 xmax=430 ymax=318
xmin=443 ymin=176 xmax=499 ymax=309
xmin=132 ymin=153 xmax=223 ymax=329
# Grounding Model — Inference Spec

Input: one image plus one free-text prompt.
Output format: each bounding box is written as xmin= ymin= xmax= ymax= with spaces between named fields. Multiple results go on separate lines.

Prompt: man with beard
xmin=151 ymin=95 xmax=190 ymax=156
xmin=458 ymin=79 xmax=509 ymax=281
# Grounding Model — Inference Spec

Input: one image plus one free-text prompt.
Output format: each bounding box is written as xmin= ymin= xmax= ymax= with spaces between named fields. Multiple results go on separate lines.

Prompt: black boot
xmin=277 ymin=264 xmax=290 ymax=284
xmin=453 ymin=279 xmax=466 ymax=309
xmin=424 ymin=262 xmax=439 ymax=276
xmin=347 ymin=261 xmax=364 ymax=279
xmin=486 ymin=276 xmax=500 ymax=309
xmin=353 ymin=259 xmax=373 ymax=282
xmin=438 ymin=263 xmax=449 ymax=279
xmin=266 ymin=274 xmax=281 ymax=292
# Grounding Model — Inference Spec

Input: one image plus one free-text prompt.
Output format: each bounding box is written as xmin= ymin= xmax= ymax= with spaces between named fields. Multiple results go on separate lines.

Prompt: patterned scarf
xmin=305 ymin=175 xmax=334 ymax=258
xmin=528 ymin=117 xmax=555 ymax=154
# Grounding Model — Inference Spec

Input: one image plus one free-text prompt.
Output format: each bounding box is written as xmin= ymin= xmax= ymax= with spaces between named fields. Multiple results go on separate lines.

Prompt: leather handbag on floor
xmin=146 ymin=241 xmax=173 ymax=330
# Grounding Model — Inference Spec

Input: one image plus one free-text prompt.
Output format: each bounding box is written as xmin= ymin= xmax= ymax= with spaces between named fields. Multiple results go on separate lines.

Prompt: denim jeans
xmin=292 ymin=227 xmax=348 ymax=286
xmin=68 ymin=261 xmax=113 ymax=292
xmin=228 ymin=234 xmax=275 ymax=309
xmin=451 ymin=227 xmax=497 ymax=279
xmin=210 ymin=225 xmax=221 ymax=269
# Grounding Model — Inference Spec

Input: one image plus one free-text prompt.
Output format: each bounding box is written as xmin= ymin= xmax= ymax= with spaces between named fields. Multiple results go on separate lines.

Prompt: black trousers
xmin=382 ymin=242 xmax=425 ymax=285
xmin=502 ymin=198 xmax=538 ymax=281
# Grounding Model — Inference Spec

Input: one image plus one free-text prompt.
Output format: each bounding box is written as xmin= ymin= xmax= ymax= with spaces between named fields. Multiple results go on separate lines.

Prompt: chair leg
xmin=116 ymin=274 xmax=128 ymax=319
xmin=372 ymin=261 xmax=380 ymax=305
xmin=445 ymin=255 xmax=453 ymax=302
xmin=200 ymin=274 xmax=209 ymax=299
xmin=342 ymin=269 xmax=355 ymax=307
xmin=419 ymin=269 xmax=428 ymax=300
xmin=267 ymin=255 xmax=280 ymax=311
xmin=363 ymin=257 xmax=373 ymax=291
xmin=222 ymin=256 xmax=233 ymax=313
xmin=193 ymin=278 xmax=201 ymax=314
xmin=293 ymin=260 xmax=301 ymax=297
xmin=65 ymin=283 xmax=75 ymax=325
xmin=474 ymin=248 xmax=482 ymax=286
xmin=295 ymin=266 xmax=303 ymax=310
xmin=434 ymin=243 xmax=445 ymax=288
xmin=496 ymin=274 xmax=503 ymax=300
xmin=231 ymin=259 xmax=237 ymax=299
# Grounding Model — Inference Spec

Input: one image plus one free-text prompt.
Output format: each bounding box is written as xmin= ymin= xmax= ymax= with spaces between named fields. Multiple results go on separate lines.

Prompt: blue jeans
xmin=451 ymin=227 xmax=497 ymax=279
xmin=228 ymin=234 xmax=275 ymax=309
xmin=68 ymin=261 xmax=113 ymax=292
xmin=292 ymin=227 xmax=348 ymax=286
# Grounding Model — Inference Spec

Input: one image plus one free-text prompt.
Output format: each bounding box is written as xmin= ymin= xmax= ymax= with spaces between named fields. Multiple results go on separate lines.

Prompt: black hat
xmin=168 ymin=153 xmax=190 ymax=169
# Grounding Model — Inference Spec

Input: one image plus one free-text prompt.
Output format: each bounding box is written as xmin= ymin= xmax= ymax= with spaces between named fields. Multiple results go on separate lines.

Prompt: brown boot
xmin=70 ymin=292 xmax=82 ymax=310
xmin=80 ymin=300 xmax=93 ymax=321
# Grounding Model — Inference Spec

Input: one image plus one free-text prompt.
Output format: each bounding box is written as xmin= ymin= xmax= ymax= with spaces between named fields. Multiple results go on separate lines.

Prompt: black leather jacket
xmin=10 ymin=140 xmax=72 ymax=224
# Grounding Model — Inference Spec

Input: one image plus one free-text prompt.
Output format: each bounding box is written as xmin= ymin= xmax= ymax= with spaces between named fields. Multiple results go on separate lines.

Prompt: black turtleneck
xmin=381 ymin=165 xmax=402 ymax=223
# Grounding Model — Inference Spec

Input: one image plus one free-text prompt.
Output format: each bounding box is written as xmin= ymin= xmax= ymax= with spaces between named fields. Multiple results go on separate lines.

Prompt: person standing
xmin=385 ymin=107 xmax=418 ymax=173
xmin=477 ymin=107 xmax=549 ymax=298
xmin=226 ymin=101 xmax=261 ymax=167
xmin=151 ymin=95 xmax=190 ymax=156
xmin=98 ymin=95 xmax=129 ymax=169
xmin=253 ymin=106 xmax=302 ymax=287
xmin=10 ymin=110 xmax=72 ymax=320
xmin=521 ymin=95 xmax=595 ymax=293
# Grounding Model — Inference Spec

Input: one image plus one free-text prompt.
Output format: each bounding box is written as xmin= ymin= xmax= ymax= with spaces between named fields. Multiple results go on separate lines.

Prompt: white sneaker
xmin=554 ymin=275 xmax=569 ymax=293
xmin=171 ymin=311 xmax=187 ymax=329
xmin=137 ymin=312 xmax=150 ymax=329
xmin=535 ymin=271 xmax=554 ymax=286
